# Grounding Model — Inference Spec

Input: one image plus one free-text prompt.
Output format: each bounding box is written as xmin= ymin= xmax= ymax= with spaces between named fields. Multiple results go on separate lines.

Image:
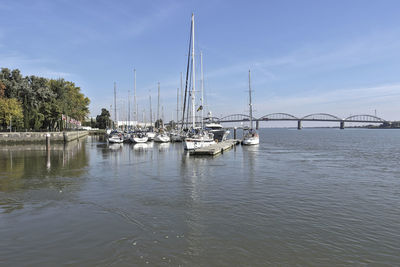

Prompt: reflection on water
xmin=241 ymin=144 xmax=259 ymax=184
xmin=0 ymin=140 xmax=89 ymax=193
xmin=133 ymin=143 xmax=148 ymax=151
xmin=0 ymin=139 xmax=89 ymax=216
xmin=133 ymin=142 xmax=154 ymax=152
xmin=1 ymin=131 xmax=400 ymax=266
xmin=156 ymin=142 xmax=170 ymax=151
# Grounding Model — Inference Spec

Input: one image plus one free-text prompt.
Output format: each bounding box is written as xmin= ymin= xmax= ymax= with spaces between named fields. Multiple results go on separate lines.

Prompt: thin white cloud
xmin=205 ymin=29 xmax=400 ymax=83
xmin=0 ymin=52 xmax=72 ymax=79
xmin=62 ymin=1 xmax=181 ymax=45
xmin=120 ymin=3 xmax=180 ymax=38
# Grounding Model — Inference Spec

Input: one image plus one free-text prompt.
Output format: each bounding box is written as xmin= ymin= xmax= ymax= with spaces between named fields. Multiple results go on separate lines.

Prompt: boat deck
xmin=189 ymin=139 xmax=241 ymax=156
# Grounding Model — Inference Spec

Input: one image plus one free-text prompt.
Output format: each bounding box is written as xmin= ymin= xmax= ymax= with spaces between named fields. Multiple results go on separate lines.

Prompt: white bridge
xmin=178 ymin=113 xmax=388 ymax=129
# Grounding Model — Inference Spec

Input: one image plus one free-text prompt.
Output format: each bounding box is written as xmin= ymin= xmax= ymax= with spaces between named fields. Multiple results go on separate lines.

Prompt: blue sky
xmin=2 ymin=0 xmax=400 ymax=124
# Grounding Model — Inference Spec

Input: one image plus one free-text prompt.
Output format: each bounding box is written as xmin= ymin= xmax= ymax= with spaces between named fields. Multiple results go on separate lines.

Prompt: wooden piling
xmin=46 ymin=133 xmax=50 ymax=150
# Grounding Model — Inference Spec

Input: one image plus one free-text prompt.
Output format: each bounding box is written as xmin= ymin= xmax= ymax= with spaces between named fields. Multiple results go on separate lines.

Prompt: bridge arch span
xmin=344 ymin=114 xmax=386 ymax=122
xmin=259 ymin=113 xmax=299 ymax=120
xmin=203 ymin=116 xmax=221 ymax=122
xmin=301 ymin=113 xmax=342 ymax=121
xmin=220 ymin=114 xmax=256 ymax=122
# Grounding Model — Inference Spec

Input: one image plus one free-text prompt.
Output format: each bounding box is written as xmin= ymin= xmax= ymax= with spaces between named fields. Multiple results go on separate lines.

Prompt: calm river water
xmin=1 ymin=129 xmax=400 ymax=266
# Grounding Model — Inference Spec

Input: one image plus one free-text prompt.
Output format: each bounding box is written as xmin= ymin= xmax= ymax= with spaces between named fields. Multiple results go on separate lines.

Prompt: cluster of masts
xmin=107 ymin=13 xmax=259 ymax=148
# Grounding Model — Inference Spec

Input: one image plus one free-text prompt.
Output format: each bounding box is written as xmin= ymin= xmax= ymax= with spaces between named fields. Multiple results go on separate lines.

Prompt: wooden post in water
xmin=46 ymin=142 xmax=51 ymax=170
xmin=46 ymin=133 xmax=51 ymax=150
xmin=233 ymin=127 xmax=237 ymax=139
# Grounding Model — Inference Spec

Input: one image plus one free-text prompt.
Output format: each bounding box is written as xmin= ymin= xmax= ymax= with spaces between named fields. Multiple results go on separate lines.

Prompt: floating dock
xmin=190 ymin=139 xmax=241 ymax=156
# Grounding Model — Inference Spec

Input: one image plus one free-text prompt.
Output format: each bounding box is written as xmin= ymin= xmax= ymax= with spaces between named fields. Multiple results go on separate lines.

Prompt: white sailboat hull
xmin=108 ymin=136 xmax=124 ymax=143
xmin=130 ymin=136 xmax=148 ymax=143
xmin=242 ymin=136 xmax=259 ymax=145
xmin=154 ymin=134 xmax=170 ymax=143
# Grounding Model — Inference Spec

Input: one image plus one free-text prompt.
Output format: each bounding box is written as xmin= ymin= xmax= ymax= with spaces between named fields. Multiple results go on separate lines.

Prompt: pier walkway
xmin=0 ymin=131 xmax=88 ymax=144
xmin=190 ymin=139 xmax=241 ymax=156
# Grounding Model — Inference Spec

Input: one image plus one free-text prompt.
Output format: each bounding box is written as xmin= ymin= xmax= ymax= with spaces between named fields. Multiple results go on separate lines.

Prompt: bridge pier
xmin=297 ymin=120 xmax=302 ymax=130
xmin=340 ymin=121 xmax=345 ymax=129
xmin=256 ymin=120 xmax=259 ymax=130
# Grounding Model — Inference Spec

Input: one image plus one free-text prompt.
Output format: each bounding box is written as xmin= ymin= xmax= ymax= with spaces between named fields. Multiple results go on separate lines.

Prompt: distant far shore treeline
xmin=0 ymin=68 xmax=90 ymax=131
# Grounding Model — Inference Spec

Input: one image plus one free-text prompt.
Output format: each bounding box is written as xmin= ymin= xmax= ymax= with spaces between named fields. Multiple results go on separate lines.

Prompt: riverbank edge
xmin=0 ymin=131 xmax=89 ymax=144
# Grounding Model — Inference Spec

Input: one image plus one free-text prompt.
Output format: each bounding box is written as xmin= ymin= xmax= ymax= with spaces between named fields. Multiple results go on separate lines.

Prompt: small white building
xmin=116 ymin=121 xmax=137 ymax=128
xmin=116 ymin=121 xmax=154 ymax=129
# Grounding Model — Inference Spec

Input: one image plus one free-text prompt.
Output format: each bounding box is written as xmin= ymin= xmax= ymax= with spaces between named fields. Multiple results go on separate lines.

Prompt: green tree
xmin=0 ymin=68 xmax=90 ymax=131
xmin=0 ymin=98 xmax=23 ymax=130
xmin=155 ymin=119 xmax=163 ymax=129
xmin=90 ymin=118 xmax=96 ymax=128
xmin=0 ymin=81 xmax=5 ymax=98
xmin=96 ymin=108 xmax=111 ymax=129
xmin=48 ymin=79 xmax=90 ymax=122
xmin=40 ymin=100 xmax=61 ymax=130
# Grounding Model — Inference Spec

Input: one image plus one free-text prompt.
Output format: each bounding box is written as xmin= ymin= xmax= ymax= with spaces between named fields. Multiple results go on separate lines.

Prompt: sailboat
xmin=154 ymin=129 xmax=170 ymax=142
xmin=108 ymin=131 xmax=124 ymax=143
xmin=153 ymin=82 xmax=170 ymax=143
xmin=182 ymin=14 xmax=216 ymax=150
xmin=242 ymin=70 xmax=260 ymax=145
xmin=130 ymin=131 xmax=148 ymax=143
xmin=146 ymin=92 xmax=156 ymax=140
xmin=170 ymin=87 xmax=183 ymax=142
xmin=108 ymin=82 xmax=124 ymax=144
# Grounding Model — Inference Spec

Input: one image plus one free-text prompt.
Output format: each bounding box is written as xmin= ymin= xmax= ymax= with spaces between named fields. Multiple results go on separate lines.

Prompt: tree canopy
xmin=0 ymin=68 xmax=90 ymax=131
xmin=95 ymin=108 xmax=111 ymax=129
xmin=0 ymin=98 xmax=23 ymax=129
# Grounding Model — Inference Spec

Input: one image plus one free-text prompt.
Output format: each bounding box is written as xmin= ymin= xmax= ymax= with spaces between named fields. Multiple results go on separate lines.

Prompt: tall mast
xmin=180 ymin=72 xmax=183 ymax=122
xmin=157 ymin=82 xmax=160 ymax=123
xmin=128 ymin=89 xmax=130 ymax=130
xmin=124 ymin=100 xmax=127 ymax=130
xmin=123 ymin=100 xmax=126 ymax=130
xmin=134 ymin=69 xmax=137 ymax=123
xmin=248 ymin=69 xmax=253 ymax=130
xmin=149 ymin=91 xmax=153 ymax=126
xmin=114 ymin=82 xmax=117 ymax=128
xmin=176 ymin=88 xmax=179 ymax=125
xmin=191 ymin=13 xmax=196 ymax=128
xmin=181 ymin=13 xmax=193 ymax=130
xmin=109 ymin=104 xmax=112 ymax=129
xmin=200 ymin=51 xmax=204 ymax=129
